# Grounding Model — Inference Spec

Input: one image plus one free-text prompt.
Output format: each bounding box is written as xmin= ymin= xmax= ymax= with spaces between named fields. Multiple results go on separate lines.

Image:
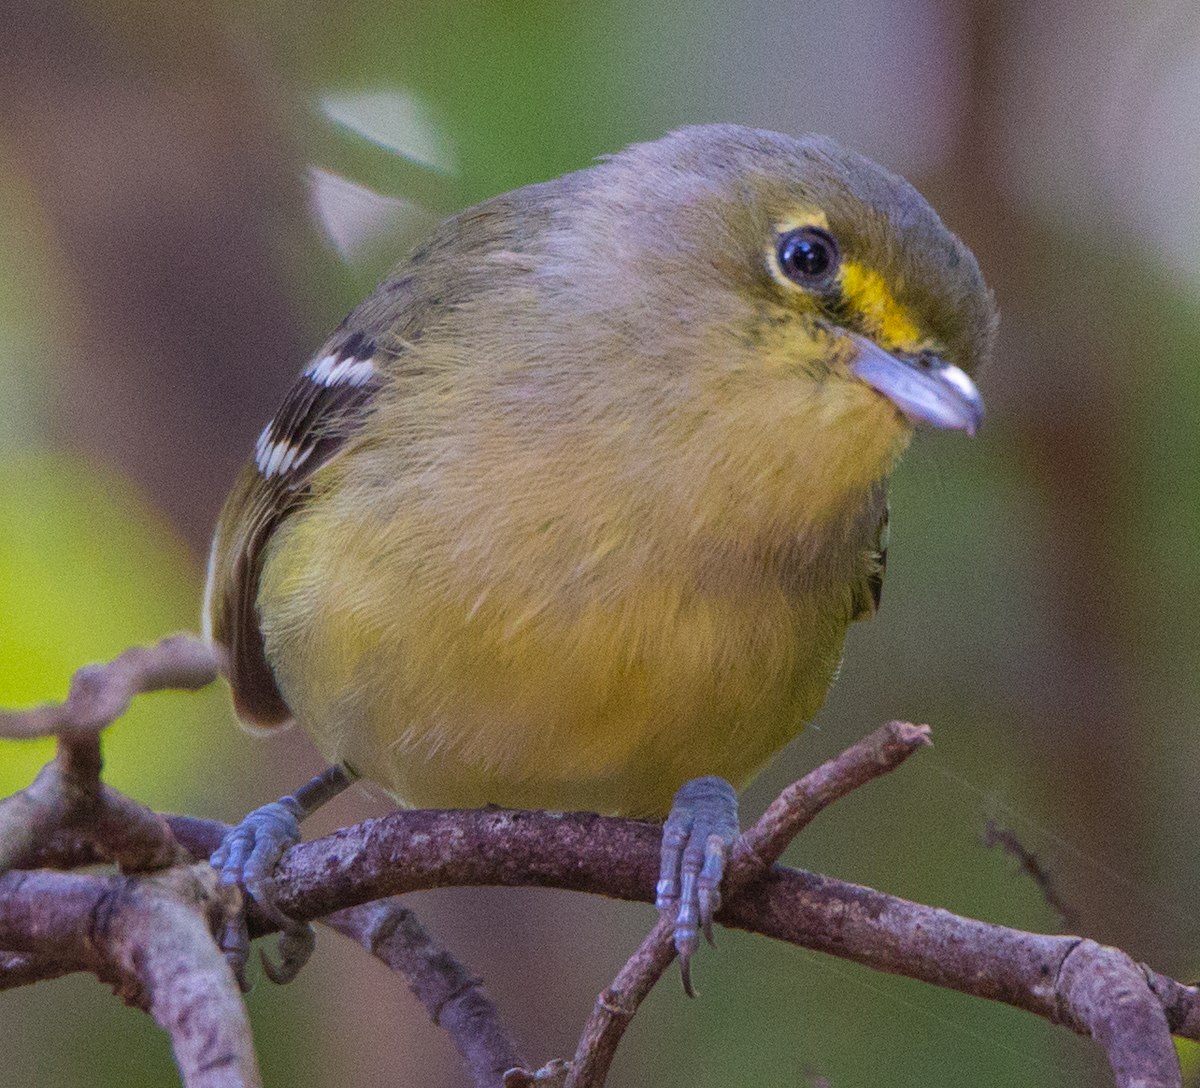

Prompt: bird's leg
xmin=210 ymin=763 xmax=355 ymax=988
xmin=655 ymin=775 xmax=740 ymax=997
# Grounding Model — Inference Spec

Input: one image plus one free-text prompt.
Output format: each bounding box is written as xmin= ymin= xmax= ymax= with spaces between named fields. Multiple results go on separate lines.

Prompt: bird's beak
xmin=848 ymin=333 xmax=985 ymax=436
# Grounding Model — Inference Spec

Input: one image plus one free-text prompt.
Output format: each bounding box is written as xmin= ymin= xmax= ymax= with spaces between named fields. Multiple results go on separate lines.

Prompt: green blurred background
xmin=4 ymin=0 xmax=1200 ymax=1083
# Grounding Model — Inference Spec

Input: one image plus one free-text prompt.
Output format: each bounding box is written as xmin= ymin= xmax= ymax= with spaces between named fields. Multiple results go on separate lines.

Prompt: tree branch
xmin=0 ymin=635 xmax=210 ymax=872
xmin=560 ymin=719 xmax=933 ymax=1088
xmin=168 ymin=801 xmax=1197 ymax=1087
xmin=325 ymin=900 xmax=525 ymax=1088
xmin=1 ymin=638 xmax=1194 ymax=1087
xmin=0 ymin=865 xmax=256 ymax=1088
xmin=560 ymin=914 xmax=677 ymax=1088
xmin=0 ymin=636 xmax=217 ymax=740
xmin=0 ymin=638 xmax=254 ymax=1087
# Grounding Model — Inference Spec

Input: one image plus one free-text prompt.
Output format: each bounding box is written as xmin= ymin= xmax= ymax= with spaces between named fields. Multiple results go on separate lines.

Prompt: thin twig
xmin=982 ymin=819 xmax=1078 ymax=928
xmin=0 ymin=635 xmax=217 ymax=740
xmin=561 ymin=915 xmax=678 ymax=1088
xmin=325 ymin=899 xmax=525 ymax=1088
xmin=730 ymin=720 xmax=932 ymax=875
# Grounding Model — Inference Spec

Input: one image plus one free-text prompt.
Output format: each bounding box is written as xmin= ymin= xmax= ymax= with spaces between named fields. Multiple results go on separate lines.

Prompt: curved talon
xmin=657 ymin=776 xmax=740 ymax=996
xmin=696 ymin=832 xmax=727 ymax=945
xmin=218 ymin=912 xmax=252 ymax=993
xmin=261 ymin=921 xmax=316 ymax=985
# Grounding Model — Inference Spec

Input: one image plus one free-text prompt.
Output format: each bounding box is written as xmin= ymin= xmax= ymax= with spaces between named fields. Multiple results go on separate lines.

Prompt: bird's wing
xmin=205 ymin=330 xmax=387 ymax=727
xmin=851 ymin=502 xmax=889 ymax=622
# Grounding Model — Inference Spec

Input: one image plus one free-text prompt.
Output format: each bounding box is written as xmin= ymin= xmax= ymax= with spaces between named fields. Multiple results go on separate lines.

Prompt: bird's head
xmin=415 ymin=125 xmax=997 ymax=541
xmin=546 ymin=124 xmax=993 ymax=425
xmin=504 ymin=125 xmax=998 ymax=538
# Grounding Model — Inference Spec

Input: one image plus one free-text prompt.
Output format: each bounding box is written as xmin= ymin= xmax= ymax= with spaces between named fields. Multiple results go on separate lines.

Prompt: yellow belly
xmin=259 ymin=510 xmax=857 ymax=818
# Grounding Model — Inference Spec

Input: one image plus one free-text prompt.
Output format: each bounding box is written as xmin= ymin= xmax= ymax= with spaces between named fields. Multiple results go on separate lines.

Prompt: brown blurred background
xmin=4 ymin=0 xmax=1200 ymax=1084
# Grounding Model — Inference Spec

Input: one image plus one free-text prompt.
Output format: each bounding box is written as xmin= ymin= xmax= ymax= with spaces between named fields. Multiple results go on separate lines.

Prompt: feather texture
xmin=205 ymin=125 xmax=994 ymax=815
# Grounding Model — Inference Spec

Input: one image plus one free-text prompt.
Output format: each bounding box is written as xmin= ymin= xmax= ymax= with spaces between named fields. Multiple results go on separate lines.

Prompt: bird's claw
xmin=210 ymin=796 xmax=312 ymax=987
xmin=211 ymin=797 xmax=304 ymax=889
xmin=656 ymin=776 xmax=739 ymax=997
xmin=217 ymin=911 xmax=252 ymax=992
xmin=260 ymin=921 xmax=316 ymax=985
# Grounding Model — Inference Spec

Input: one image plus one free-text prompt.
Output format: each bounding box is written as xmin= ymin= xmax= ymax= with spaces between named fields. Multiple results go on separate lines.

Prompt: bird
xmin=204 ymin=123 xmax=995 ymax=989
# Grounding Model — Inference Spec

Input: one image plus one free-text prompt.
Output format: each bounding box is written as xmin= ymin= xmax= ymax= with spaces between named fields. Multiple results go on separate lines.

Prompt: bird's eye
xmin=776 ymin=227 xmax=840 ymax=291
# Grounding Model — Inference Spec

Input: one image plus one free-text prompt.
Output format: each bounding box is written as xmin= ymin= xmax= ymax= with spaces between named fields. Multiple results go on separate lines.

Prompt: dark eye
xmin=776 ymin=226 xmax=840 ymax=291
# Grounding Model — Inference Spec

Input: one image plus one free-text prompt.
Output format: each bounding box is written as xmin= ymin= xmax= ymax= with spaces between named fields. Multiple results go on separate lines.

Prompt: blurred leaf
xmin=320 ymin=89 xmax=456 ymax=174
xmin=308 ymin=166 xmax=439 ymax=272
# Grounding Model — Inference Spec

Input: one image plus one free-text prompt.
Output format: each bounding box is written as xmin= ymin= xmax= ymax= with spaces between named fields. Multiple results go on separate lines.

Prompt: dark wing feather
xmin=868 ymin=502 xmax=888 ymax=612
xmin=205 ymin=334 xmax=386 ymax=728
xmin=850 ymin=502 xmax=889 ymax=623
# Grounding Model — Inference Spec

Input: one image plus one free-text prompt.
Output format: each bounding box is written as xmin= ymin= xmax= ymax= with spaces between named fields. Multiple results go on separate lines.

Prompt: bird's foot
xmin=655 ymin=775 xmax=740 ymax=997
xmin=209 ymin=765 xmax=353 ymax=988
xmin=210 ymin=796 xmax=312 ymax=988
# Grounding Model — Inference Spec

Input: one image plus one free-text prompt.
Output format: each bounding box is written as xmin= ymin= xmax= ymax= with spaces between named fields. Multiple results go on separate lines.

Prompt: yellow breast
xmin=256 ymin=370 xmax=904 ymax=817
